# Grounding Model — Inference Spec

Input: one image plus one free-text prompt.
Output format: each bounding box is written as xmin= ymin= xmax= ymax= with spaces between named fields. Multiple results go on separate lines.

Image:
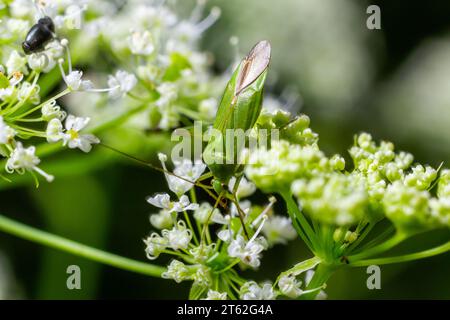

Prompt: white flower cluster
xmin=144 ymin=153 xmax=298 ymax=299
xmin=246 ymin=114 xmax=450 ymax=232
xmin=65 ymin=0 xmax=223 ymax=132
xmin=0 ymin=1 xmax=131 ymax=183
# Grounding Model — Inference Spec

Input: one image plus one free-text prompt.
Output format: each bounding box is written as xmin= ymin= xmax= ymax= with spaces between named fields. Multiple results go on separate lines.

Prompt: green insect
xmin=201 ymin=40 xmax=271 ymax=237
xmin=203 ymin=40 xmax=271 ymax=185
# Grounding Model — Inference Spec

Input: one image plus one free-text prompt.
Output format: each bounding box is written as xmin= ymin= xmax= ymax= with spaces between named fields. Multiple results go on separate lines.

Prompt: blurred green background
xmin=1 ymin=0 xmax=450 ymax=299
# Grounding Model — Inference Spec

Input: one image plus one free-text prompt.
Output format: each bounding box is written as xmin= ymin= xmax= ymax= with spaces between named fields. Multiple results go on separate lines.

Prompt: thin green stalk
xmin=345 ymin=222 xmax=375 ymax=254
xmin=216 ymin=259 xmax=240 ymax=274
xmin=302 ymin=262 xmax=337 ymax=300
xmin=350 ymin=241 xmax=450 ymax=267
xmin=2 ymin=72 xmax=40 ymax=117
xmin=352 ymin=225 xmax=395 ymax=254
xmin=183 ymin=210 xmax=199 ymax=246
xmin=0 ymin=214 xmax=165 ymax=277
xmin=10 ymin=88 xmax=70 ymax=120
xmin=348 ymin=232 xmax=407 ymax=262
xmin=281 ymin=191 xmax=316 ymax=252
xmin=0 ymin=103 xmax=153 ymax=174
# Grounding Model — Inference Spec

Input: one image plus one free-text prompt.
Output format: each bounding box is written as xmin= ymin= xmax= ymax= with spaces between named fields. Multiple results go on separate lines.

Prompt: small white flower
xmin=173 ymin=7 xmax=221 ymax=44
xmin=230 ymin=200 xmax=251 ymax=218
xmin=9 ymin=71 xmax=24 ymax=86
xmin=146 ymin=193 xmax=199 ymax=213
xmin=278 ymin=275 xmax=302 ymax=298
xmin=227 ymin=235 xmax=267 ymax=269
xmin=240 ymin=281 xmax=275 ymax=300
xmin=6 ymin=50 xmax=27 ymax=75
xmin=158 ymin=153 xmax=206 ymax=196
xmin=262 ymin=216 xmax=297 ymax=246
xmin=56 ymin=4 xmax=87 ymax=30
xmin=162 ymin=221 xmax=192 ymax=250
xmin=6 ymin=18 xmax=29 ymax=37
xmin=128 ymin=30 xmax=155 ymax=55
xmin=46 ymin=118 xmax=63 ymax=143
xmin=5 ymin=142 xmax=53 ymax=182
xmin=228 ymin=176 xmax=256 ymax=198
xmin=44 ymin=40 xmax=65 ymax=60
xmin=107 ymin=70 xmax=137 ymax=99
xmin=9 ymin=0 xmax=33 ymax=18
xmin=0 ymin=117 xmax=16 ymax=144
xmin=189 ymin=244 xmax=215 ymax=262
xmin=60 ymin=115 xmax=100 ymax=152
xmin=17 ymin=82 xmax=40 ymax=104
xmin=162 ymin=260 xmax=190 ymax=283
xmin=192 ymin=265 xmax=211 ymax=287
xmin=0 ymin=87 xmax=15 ymax=101
xmin=217 ymin=229 xmax=234 ymax=243
xmin=156 ymin=83 xmax=178 ymax=108
xmin=228 ymin=212 xmax=269 ymax=268
xmin=41 ymin=100 xmax=66 ymax=121
xmin=27 ymin=53 xmax=48 ymax=72
xmin=150 ymin=209 xmax=173 ymax=230
xmin=193 ymin=202 xmax=227 ymax=225
xmin=203 ymin=290 xmax=227 ymax=300
xmin=143 ymin=233 xmax=168 ymax=260
xmin=64 ymin=70 xmax=93 ymax=91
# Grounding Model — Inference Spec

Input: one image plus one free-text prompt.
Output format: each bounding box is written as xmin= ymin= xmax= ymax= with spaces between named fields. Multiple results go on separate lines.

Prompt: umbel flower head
xmin=246 ymin=120 xmax=450 ymax=231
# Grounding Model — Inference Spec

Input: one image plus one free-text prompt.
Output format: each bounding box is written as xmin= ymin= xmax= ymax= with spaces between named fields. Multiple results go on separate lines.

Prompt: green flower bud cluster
xmin=245 ymin=140 xmax=330 ymax=193
xmin=257 ymin=109 xmax=319 ymax=146
xmin=383 ymin=181 xmax=439 ymax=234
xmin=291 ymin=173 xmax=368 ymax=226
xmin=246 ymin=112 xmax=449 ymax=230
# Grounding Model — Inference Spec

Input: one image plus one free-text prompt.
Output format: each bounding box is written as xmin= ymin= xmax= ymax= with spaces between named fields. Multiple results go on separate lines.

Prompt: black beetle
xmin=22 ymin=16 xmax=55 ymax=55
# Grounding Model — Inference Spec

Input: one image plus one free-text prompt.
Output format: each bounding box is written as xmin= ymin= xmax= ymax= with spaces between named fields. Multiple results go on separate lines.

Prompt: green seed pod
xmin=203 ymin=40 xmax=271 ymax=183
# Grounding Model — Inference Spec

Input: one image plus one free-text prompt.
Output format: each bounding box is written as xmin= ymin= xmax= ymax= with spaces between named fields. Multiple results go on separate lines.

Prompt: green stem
xmin=352 ymin=225 xmax=395 ymax=254
xmin=302 ymin=262 xmax=337 ymax=300
xmin=345 ymin=222 xmax=375 ymax=254
xmin=280 ymin=191 xmax=316 ymax=252
xmin=350 ymin=241 xmax=450 ymax=267
xmin=183 ymin=210 xmax=199 ymax=246
xmin=9 ymin=88 xmax=70 ymax=120
xmin=274 ymin=256 xmax=321 ymax=286
xmin=348 ymin=232 xmax=407 ymax=262
xmin=0 ymin=103 xmax=153 ymax=174
xmin=0 ymin=214 xmax=165 ymax=277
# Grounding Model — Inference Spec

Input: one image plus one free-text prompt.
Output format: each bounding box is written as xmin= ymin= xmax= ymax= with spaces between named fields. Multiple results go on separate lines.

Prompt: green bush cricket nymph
xmin=203 ymin=40 xmax=271 ymax=184
xmin=101 ymin=41 xmax=271 ymax=241
xmin=201 ymin=40 xmax=271 ymax=239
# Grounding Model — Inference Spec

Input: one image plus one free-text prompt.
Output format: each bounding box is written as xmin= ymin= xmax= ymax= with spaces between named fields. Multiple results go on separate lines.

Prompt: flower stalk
xmin=0 ymin=214 xmax=165 ymax=277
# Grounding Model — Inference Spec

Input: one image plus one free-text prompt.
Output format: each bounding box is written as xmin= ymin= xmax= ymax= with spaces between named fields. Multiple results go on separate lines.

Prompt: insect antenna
xmin=98 ymin=143 xmax=227 ymax=208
